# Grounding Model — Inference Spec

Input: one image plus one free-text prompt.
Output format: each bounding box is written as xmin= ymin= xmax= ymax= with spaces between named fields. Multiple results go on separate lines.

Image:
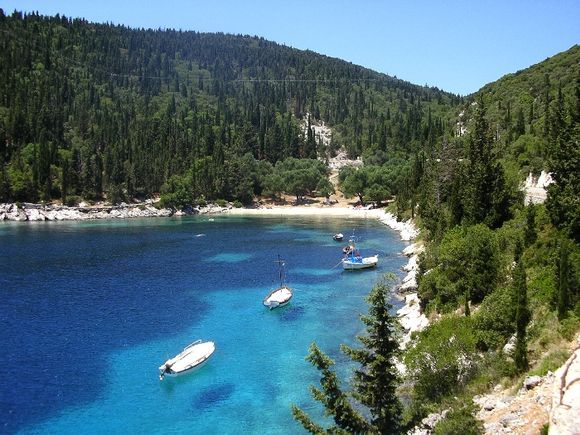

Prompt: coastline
xmin=225 ymin=205 xmax=429 ymax=346
xmin=1 ymin=200 xmax=428 ymax=344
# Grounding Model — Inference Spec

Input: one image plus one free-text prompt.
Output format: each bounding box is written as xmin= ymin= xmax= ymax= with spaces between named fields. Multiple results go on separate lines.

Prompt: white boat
xmin=333 ymin=233 xmax=344 ymax=241
xmin=263 ymin=255 xmax=293 ymax=309
xmin=342 ymin=239 xmax=378 ymax=270
xmin=159 ymin=340 xmax=215 ymax=380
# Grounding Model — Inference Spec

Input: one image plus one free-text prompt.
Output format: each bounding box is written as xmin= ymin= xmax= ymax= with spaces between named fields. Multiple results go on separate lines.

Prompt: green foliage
xmin=341 ymin=280 xmax=402 ymax=434
xmin=524 ymin=205 xmax=538 ymax=247
xmin=272 ymin=158 xmax=327 ymax=202
xmin=558 ymin=314 xmax=580 ymax=341
xmin=418 ymin=224 xmax=500 ymax=311
xmin=513 ymin=257 xmax=530 ymax=372
xmin=433 ymin=401 xmax=483 ymax=435
xmin=528 ymin=348 xmax=571 ymax=377
xmin=293 ymin=281 xmax=402 ymax=434
xmin=159 ymin=174 xmax=193 ymax=209
xmin=405 ymin=316 xmax=478 ymax=404
xmin=545 ymin=77 xmax=580 ymax=242
xmin=472 ymin=285 xmax=515 ymax=351
xmin=557 ymin=238 xmax=571 ymax=320
xmin=0 ymin=11 xmax=459 ymax=205
xmin=461 ymin=99 xmax=518 ymax=229
xmin=291 ymin=343 xmax=369 ymax=434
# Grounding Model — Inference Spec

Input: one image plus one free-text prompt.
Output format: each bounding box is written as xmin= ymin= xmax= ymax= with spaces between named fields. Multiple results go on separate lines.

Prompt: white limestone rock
xmin=503 ymin=334 xmax=517 ymax=356
xmin=25 ymin=208 xmax=46 ymax=221
xmin=403 ymin=254 xmax=419 ymax=272
xmin=550 ymin=342 xmax=580 ymax=434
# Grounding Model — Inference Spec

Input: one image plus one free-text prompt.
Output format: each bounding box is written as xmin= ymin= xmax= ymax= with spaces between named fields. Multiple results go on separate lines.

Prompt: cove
xmin=0 ymin=215 xmax=407 ymax=434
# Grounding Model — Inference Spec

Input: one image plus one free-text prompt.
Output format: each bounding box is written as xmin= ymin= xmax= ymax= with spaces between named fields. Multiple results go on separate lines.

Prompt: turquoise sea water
xmin=0 ymin=215 xmax=407 ymax=434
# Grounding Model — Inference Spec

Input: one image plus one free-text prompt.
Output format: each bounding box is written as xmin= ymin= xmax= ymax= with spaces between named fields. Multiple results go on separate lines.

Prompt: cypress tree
xmin=524 ymin=205 xmax=537 ymax=247
xmin=557 ymin=239 xmax=570 ymax=320
xmin=513 ymin=251 xmax=530 ymax=372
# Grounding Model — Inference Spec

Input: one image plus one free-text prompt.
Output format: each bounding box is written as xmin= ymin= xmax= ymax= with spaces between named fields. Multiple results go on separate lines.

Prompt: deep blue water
xmin=0 ymin=215 xmax=407 ymax=434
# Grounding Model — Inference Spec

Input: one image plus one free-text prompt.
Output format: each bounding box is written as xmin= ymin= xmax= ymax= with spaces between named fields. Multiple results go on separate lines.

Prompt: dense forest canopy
xmin=0 ymin=9 xmax=460 ymax=205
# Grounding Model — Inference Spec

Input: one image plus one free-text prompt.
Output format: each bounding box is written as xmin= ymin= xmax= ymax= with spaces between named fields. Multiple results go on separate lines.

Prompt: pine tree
xmin=341 ymin=281 xmax=403 ymax=434
xmin=292 ymin=280 xmax=402 ymax=434
xmin=291 ymin=343 xmax=369 ymax=434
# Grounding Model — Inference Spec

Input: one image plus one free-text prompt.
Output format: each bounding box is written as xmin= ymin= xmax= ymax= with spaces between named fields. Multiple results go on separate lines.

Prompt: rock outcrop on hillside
xmin=524 ymin=171 xmax=553 ymax=205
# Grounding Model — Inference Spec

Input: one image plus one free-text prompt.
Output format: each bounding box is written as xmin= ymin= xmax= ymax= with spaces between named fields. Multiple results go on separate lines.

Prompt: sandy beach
xmin=226 ymin=205 xmax=385 ymax=219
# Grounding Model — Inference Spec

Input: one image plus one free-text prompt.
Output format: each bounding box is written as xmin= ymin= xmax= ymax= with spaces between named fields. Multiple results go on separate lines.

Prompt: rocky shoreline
xmin=373 ymin=212 xmax=429 ymax=348
xmin=0 ymin=202 xmax=230 ymax=221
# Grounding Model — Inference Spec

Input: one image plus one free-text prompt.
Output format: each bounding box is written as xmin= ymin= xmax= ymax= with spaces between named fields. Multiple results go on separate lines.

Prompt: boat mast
xmin=275 ymin=255 xmax=286 ymax=287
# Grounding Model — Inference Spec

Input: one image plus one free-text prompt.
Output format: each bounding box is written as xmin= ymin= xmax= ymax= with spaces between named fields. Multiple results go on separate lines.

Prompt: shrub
xmin=233 ymin=200 xmax=243 ymax=208
xmin=472 ymin=285 xmax=515 ymax=351
xmin=418 ymin=224 xmax=501 ymax=311
xmin=529 ymin=349 xmax=570 ymax=377
xmin=558 ymin=314 xmax=580 ymax=341
xmin=65 ymin=195 xmax=82 ymax=207
xmin=405 ymin=316 xmax=479 ymax=403
xmin=433 ymin=401 xmax=483 ymax=435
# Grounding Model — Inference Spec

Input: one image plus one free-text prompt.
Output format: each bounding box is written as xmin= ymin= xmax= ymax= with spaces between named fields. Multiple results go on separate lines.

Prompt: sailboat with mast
xmin=263 ymin=255 xmax=293 ymax=309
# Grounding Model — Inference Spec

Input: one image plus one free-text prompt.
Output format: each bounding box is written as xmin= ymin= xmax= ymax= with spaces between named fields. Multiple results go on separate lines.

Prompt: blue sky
xmin=3 ymin=0 xmax=579 ymax=95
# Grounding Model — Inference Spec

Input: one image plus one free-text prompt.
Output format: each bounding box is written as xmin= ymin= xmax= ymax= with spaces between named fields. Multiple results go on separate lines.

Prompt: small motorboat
xmin=333 ymin=233 xmax=344 ymax=241
xmin=342 ymin=239 xmax=378 ymax=270
xmin=263 ymin=255 xmax=293 ymax=309
xmin=159 ymin=340 xmax=215 ymax=380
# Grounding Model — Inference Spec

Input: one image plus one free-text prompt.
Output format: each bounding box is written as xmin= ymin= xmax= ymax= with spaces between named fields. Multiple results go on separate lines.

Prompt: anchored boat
xmin=263 ymin=255 xmax=293 ymax=309
xmin=342 ymin=238 xmax=378 ymax=270
xmin=159 ymin=340 xmax=215 ymax=380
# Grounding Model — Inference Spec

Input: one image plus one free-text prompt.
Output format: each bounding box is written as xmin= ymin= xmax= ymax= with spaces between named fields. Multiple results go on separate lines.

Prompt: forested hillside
xmin=0 ymin=9 xmax=459 ymax=205
xmin=460 ymin=44 xmax=579 ymax=174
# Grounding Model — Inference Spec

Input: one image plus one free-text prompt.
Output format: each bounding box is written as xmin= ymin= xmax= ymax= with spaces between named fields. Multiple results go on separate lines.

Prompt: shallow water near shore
xmin=0 ymin=215 xmax=407 ymax=434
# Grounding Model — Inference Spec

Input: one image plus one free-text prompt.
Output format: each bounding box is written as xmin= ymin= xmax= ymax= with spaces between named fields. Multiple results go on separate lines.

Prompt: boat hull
xmin=263 ymin=286 xmax=293 ymax=309
xmin=342 ymin=255 xmax=378 ymax=270
xmin=162 ymin=357 xmax=210 ymax=377
xmin=159 ymin=340 xmax=216 ymax=380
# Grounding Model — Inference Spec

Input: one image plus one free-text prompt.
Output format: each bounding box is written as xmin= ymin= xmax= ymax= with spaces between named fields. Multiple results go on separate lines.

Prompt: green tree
xmin=418 ymin=224 xmax=500 ymax=310
xmin=159 ymin=173 xmax=193 ymax=209
xmin=293 ymin=281 xmax=402 ymax=434
xmin=513 ymin=254 xmax=530 ymax=372
xmin=340 ymin=166 xmax=368 ymax=205
xmin=463 ymin=99 xmax=514 ymax=228
xmin=557 ymin=239 xmax=571 ymax=320
xmin=545 ymin=80 xmax=580 ymax=242
xmin=316 ymin=177 xmax=335 ymax=204
xmin=524 ymin=205 xmax=537 ymax=246
xmin=405 ymin=316 xmax=478 ymax=404
xmin=291 ymin=343 xmax=369 ymax=434
xmin=341 ymin=280 xmax=403 ymax=434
